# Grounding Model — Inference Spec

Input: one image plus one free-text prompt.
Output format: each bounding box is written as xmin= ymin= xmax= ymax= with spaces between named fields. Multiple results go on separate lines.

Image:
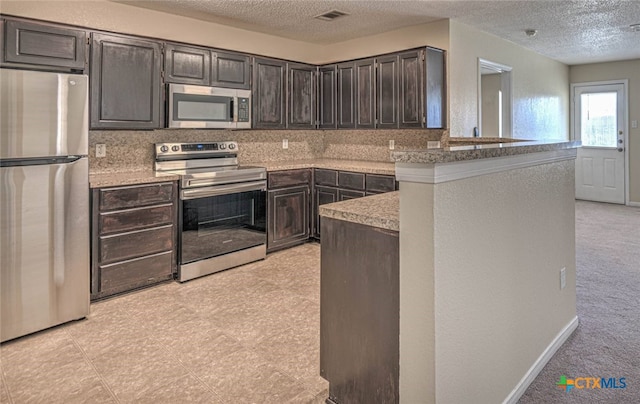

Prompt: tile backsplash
xmin=89 ymin=128 xmax=444 ymax=172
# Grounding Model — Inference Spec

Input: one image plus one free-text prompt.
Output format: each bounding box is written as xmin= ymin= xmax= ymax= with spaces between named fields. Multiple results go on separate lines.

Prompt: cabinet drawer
xmin=315 ymin=169 xmax=338 ymax=186
xmin=99 ymin=251 xmax=173 ymax=296
xmin=338 ymin=171 xmax=365 ymax=190
xmin=268 ymin=169 xmax=311 ymax=189
xmin=338 ymin=189 xmax=366 ymax=201
xmin=366 ymin=174 xmax=395 ymax=193
xmin=99 ymin=204 xmax=173 ymax=234
xmin=100 ymin=225 xmax=173 ymax=264
xmin=99 ymin=183 xmax=174 ymax=210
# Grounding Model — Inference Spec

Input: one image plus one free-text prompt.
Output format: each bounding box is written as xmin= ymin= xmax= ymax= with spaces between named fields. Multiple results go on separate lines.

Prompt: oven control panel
xmin=155 ymin=142 xmax=238 ymax=157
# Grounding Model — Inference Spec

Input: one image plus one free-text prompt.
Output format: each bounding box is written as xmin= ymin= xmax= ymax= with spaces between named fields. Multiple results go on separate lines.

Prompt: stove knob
xmin=160 ymin=145 xmax=169 ymax=153
xmin=219 ymin=143 xmax=226 ymax=150
xmin=171 ymin=145 xmax=180 ymax=152
xmin=228 ymin=143 xmax=236 ymax=150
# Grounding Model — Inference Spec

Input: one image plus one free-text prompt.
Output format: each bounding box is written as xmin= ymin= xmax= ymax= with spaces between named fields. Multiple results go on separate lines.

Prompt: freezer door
xmin=1 ymin=157 xmax=89 ymax=342
xmin=0 ymin=69 xmax=88 ymax=159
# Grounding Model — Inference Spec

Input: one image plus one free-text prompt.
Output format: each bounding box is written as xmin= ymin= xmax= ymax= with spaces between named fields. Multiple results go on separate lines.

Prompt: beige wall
xmin=570 ymin=60 xmax=640 ymax=204
xmin=448 ymin=20 xmax=569 ymax=140
xmin=399 ymin=158 xmax=578 ymax=403
xmin=0 ymin=1 xmax=448 ymax=65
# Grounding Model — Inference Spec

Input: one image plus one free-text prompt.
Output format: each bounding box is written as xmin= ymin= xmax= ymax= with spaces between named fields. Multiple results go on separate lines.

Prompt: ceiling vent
xmin=315 ymin=10 xmax=349 ymax=22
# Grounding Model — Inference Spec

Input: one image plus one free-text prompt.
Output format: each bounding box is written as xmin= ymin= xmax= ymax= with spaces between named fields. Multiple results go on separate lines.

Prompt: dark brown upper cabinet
xmin=2 ymin=19 xmax=87 ymax=71
xmin=252 ymin=57 xmax=287 ymax=129
xmin=337 ymin=62 xmax=356 ymax=129
xmin=287 ymin=62 xmax=316 ymax=129
xmin=355 ymin=58 xmax=376 ymax=128
xmin=376 ymin=54 xmax=399 ymax=129
xmin=164 ymin=43 xmax=210 ymax=85
xmin=90 ymin=32 xmax=162 ymax=129
xmin=211 ymin=51 xmax=251 ymax=89
xmin=398 ymin=49 xmax=423 ymax=128
xmin=318 ymin=65 xmax=337 ymax=129
xmin=425 ymin=47 xmax=446 ymax=129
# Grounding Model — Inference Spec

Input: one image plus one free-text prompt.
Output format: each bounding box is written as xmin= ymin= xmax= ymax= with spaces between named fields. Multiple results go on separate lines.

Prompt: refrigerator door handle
xmin=0 ymin=156 xmax=83 ymax=168
xmin=53 ymin=163 xmax=67 ymax=285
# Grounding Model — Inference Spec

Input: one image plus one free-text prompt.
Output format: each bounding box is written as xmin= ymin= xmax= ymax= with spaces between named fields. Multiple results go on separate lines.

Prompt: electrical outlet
xmin=560 ymin=267 xmax=566 ymax=290
xmin=632 ymin=120 xmax=638 ymax=129
xmin=389 ymin=140 xmax=395 ymax=150
xmin=282 ymin=139 xmax=288 ymax=149
xmin=96 ymin=144 xmax=106 ymax=158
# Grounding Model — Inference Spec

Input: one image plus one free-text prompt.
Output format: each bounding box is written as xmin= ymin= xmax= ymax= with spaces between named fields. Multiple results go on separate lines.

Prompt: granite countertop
xmin=255 ymin=159 xmax=395 ymax=175
xmin=89 ymin=158 xmax=395 ymax=188
xmin=89 ymin=169 xmax=180 ymax=188
xmin=391 ymin=139 xmax=581 ymax=164
xmin=319 ymin=191 xmax=399 ymax=231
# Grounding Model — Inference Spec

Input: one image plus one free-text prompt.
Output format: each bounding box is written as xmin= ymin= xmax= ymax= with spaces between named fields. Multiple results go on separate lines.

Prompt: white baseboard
xmin=627 ymin=201 xmax=640 ymax=207
xmin=502 ymin=316 xmax=579 ymax=404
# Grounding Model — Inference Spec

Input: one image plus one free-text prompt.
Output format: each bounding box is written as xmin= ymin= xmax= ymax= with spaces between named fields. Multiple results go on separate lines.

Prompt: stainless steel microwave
xmin=167 ymin=84 xmax=251 ymax=129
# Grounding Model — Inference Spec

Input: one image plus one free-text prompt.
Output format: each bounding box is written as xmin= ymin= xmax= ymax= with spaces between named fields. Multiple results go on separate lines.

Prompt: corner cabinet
xmin=91 ymin=182 xmax=177 ymax=300
xmin=1 ymin=18 xmax=87 ymax=71
xmin=318 ymin=65 xmax=338 ymax=129
xmin=267 ymin=169 xmax=311 ymax=252
xmin=287 ymin=62 xmax=316 ymax=129
xmin=90 ymin=32 xmax=163 ymax=129
xmin=312 ymin=168 xmax=397 ymax=238
xmin=253 ymin=57 xmax=287 ymax=129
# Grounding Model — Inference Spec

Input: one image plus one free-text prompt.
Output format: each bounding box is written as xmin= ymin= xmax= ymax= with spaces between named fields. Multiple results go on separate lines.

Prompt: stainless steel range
xmin=155 ymin=142 xmax=266 ymax=282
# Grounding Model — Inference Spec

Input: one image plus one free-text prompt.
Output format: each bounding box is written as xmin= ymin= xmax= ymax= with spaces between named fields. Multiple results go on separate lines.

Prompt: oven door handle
xmin=181 ymin=180 xmax=267 ymax=200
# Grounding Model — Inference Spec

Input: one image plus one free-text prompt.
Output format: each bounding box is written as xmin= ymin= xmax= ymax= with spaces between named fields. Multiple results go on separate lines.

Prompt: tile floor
xmin=0 ymin=243 xmax=328 ymax=403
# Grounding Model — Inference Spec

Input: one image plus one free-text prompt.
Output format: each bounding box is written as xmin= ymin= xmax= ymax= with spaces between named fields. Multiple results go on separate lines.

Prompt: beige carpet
xmin=518 ymin=201 xmax=640 ymax=403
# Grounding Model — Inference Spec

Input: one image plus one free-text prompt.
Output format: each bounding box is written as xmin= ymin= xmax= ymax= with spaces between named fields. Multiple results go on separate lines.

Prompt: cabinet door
xmin=211 ymin=51 xmax=251 ymax=89
xmin=337 ymin=62 xmax=356 ymax=129
xmin=164 ymin=43 xmax=210 ymax=85
xmin=355 ymin=58 xmax=376 ymax=128
xmin=318 ymin=65 xmax=337 ymax=129
xmin=377 ymin=54 xmax=399 ymax=129
xmin=268 ymin=186 xmax=310 ymax=252
xmin=2 ymin=19 xmax=86 ymax=70
xmin=425 ymin=47 xmax=446 ymax=129
xmin=253 ymin=57 xmax=287 ymax=128
xmin=313 ymin=186 xmax=338 ymax=238
xmin=288 ymin=63 xmax=316 ymax=129
xmin=90 ymin=33 xmax=162 ymax=129
xmin=398 ymin=50 xmax=424 ymax=128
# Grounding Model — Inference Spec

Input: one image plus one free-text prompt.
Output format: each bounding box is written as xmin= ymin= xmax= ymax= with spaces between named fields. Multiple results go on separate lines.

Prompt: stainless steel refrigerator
xmin=1 ymin=68 xmax=90 ymax=342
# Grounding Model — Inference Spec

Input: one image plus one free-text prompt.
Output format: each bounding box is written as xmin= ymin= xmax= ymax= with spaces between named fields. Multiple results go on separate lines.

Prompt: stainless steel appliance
xmin=155 ymin=142 xmax=266 ymax=282
xmin=1 ymin=69 xmax=90 ymax=343
xmin=167 ymin=84 xmax=251 ymax=129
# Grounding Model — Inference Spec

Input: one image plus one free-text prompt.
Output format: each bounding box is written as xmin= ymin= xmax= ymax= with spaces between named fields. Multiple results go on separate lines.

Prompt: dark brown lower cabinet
xmin=320 ymin=217 xmax=399 ymax=404
xmin=267 ymin=185 xmax=310 ymax=252
xmin=91 ymin=182 xmax=177 ymax=300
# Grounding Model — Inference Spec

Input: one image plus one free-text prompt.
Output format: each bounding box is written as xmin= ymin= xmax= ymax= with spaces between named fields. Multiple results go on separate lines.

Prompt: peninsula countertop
xmin=391 ymin=139 xmax=581 ymax=164
xmin=319 ymin=191 xmax=399 ymax=231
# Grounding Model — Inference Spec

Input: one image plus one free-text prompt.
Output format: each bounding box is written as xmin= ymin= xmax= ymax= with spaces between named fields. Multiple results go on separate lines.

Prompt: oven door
xmin=168 ymin=84 xmax=235 ymax=128
xmin=179 ymin=181 xmax=266 ymax=265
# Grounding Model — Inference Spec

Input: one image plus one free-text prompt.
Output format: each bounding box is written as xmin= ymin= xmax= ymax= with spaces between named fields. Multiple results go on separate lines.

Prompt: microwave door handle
xmin=231 ymin=98 xmax=238 ymax=123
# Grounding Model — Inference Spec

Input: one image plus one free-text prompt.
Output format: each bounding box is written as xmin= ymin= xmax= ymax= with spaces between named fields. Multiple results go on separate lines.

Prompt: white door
xmin=573 ymin=83 xmax=626 ymax=204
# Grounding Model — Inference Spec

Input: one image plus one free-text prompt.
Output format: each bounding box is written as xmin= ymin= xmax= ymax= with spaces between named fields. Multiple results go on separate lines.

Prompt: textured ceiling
xmin=116 ymin=0 xmax=640 ymax=65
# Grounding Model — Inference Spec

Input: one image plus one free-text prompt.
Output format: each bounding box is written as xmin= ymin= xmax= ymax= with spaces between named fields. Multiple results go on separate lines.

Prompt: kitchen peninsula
xmin=319 ymin=138 xmax=581 ymax=404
